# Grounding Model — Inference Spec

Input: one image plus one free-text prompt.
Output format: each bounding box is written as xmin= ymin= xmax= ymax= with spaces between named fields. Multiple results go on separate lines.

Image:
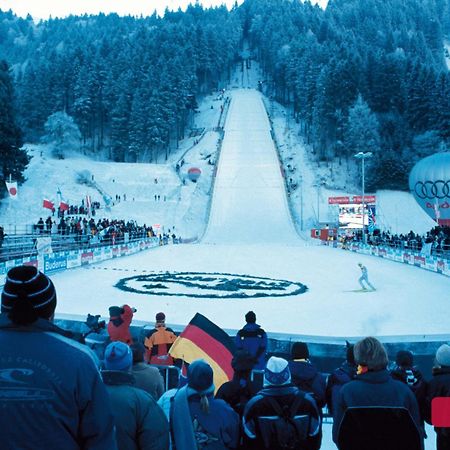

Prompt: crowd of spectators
xmin=343 ymin=226 xmax=450 ymax=256
xmin=1 ymin=266 xmax=449 ymax=450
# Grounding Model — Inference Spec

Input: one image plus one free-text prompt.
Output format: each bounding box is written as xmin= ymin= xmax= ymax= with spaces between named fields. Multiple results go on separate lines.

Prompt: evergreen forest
xmin=0 ymin=0 xmax=449 ymax=191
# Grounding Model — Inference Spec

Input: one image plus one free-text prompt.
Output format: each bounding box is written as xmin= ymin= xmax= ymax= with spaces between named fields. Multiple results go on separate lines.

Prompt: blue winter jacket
xmin=288 ymin=360 xmax=327 ymax=408
xmin=235 ymin=323 xmax=267 ymax=370
xmin=0 ymin=314 xmax=116 ymax=450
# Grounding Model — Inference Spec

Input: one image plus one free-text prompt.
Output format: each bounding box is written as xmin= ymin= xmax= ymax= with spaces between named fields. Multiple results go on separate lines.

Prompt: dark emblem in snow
xmin=115 ymin=272 xmax=308 ymax=299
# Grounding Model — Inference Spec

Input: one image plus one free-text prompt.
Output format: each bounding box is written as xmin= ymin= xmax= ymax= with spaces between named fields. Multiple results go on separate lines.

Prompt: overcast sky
xmin=0 ymin=0 xmax=327 ymax=20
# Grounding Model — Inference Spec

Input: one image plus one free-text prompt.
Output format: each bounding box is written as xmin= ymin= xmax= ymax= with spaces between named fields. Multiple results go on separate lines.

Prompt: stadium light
xmin=354 ymin=152 xmax=373 ymax=245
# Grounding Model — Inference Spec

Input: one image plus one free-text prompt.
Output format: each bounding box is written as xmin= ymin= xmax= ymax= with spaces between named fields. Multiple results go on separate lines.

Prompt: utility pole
xmin=354 ymin=152 xmax=373 ymax=245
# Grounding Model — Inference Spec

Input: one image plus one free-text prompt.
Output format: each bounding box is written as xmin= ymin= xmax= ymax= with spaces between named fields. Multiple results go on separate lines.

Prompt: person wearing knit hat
xmin=243 ymin=356 xmax=321 ymax=449
xmin=424 ymin=344 xmax=450 ymax=450
xmin=1 ymin=265 xmax=57 ymax=325
xmin=289 ymin=342 xmax=326 ymax=409
xmin=144 ymin=311 xmax=177 ymax=366
xmin=0 ymin=265 xmax=116 ymax=449
xmin=171 ymin=359 xmax=240 ymax=450
xmin=235 ymin=311 xmax=268 ymax=371
xmin=332 ymin=337 xmax=423 ymax=449
xmin=101 ymin=342 xmax=169 ymax=450
xmin=390 ymin=349 xmax=427 ymax=438
xmin=107 ymin=304 xmax=136 ymax=345
xmin=326 ymin=341 xmax=357 ymax=416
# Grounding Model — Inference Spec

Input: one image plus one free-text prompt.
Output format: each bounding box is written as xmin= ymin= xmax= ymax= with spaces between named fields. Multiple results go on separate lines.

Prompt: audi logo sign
xmin=414 ymin=180 xmax=450 ymax=199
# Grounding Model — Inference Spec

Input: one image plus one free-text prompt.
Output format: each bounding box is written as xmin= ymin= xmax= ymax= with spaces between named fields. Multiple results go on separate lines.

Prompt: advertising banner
xmin=81 ymin=251 xmax=93 ymax=265
xmin=66 ymin=252 xmax=81 ymax=269
xmin=44 ymin=254 xmax=67 ymax=273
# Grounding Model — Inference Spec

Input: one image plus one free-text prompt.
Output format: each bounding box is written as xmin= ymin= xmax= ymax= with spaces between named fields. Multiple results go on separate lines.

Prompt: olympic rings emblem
xmin=414 ymin=180 xmax=450 ymax=199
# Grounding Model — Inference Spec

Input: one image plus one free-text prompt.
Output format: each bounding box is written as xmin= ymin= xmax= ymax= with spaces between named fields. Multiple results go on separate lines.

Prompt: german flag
xmin=169 ymin=313 xmax=235 ymax=390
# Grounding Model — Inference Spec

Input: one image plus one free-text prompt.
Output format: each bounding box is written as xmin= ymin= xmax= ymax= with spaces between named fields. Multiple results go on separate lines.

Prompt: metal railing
xmin=0 ymin=230 xmax=156 ymax=262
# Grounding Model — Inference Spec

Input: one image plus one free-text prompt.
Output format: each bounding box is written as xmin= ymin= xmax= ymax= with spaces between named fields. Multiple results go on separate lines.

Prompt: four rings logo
xmin=414 ymin=180 xmax=450 ymax=199
xmin=115 ymin=272 xmax=308 ymax=299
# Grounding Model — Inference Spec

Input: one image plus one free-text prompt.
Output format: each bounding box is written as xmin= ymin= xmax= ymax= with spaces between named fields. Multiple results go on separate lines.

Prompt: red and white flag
xmin=59 ymin=201 xmax=69 ymax=211
xmin=5 ymin=181 xmax=18 ymax=200
xmin=43 ymin=199 xmax=54 ymax=210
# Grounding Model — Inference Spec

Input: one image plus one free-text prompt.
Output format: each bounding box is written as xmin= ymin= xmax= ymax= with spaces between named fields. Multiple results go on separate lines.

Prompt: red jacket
xmin=108 ymin=304 xmax=134 ymax=345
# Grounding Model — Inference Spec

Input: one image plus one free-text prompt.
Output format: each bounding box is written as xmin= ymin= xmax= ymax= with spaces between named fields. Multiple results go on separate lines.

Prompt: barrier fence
xmin=0 ymin=236 xmax=160 ymax=286
xmin=322 ymin=239 xmax=450 ymax=277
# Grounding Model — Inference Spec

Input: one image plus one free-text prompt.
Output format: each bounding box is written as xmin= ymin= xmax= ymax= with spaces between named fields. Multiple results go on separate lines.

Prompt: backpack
xmin=192 ymin=416 xmax=227 ymax=450
xmin=257 ymin=392 xmax=311 ymax=450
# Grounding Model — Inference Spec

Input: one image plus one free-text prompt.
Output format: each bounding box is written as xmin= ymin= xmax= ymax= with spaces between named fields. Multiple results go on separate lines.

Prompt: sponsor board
xmin=103 ymin=248 xmax=112 ymax=259
xmin=93 ymin=249 xmax=103 ymax=263
xmin=44 ymin=255 xmax=67 ymax=273
xmin=66 ymin=252 xmax=81 ymax=269
xmin=403 ymin=253 xmax=412 ymax=264
xmin=437 ymin=260 xmax=446 ymax=274
xmin=81 ymin=252 xmax=93 ymax=265
xmin=378 ymin=248 xmax=387 ymax=258
xmin=414 ymin=255 xmax=426 ymax=267
xmin=112 ymin=247 xmax=119 ymax=258
xmin=23 ymin=259 xmax=38 ymax=268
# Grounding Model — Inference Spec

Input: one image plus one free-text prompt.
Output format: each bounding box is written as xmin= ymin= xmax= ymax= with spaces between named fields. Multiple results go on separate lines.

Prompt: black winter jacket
xmin=332 ymin=369 xmax=422 ymax=444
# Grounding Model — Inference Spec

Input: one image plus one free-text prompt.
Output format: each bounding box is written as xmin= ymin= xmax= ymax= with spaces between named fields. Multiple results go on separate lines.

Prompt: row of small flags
xmin=4 ymin=181 xmax=91 ymax=213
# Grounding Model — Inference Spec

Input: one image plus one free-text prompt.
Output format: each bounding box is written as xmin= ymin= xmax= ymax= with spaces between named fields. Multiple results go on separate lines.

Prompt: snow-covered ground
xmin=51 ymin=89 xmax=449 ymax=339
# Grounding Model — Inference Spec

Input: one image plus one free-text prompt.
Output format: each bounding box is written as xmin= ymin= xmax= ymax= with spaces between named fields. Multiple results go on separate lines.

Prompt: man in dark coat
xmin=243 ymin=356 xmax=321 ymax=450
xmin=0 ymin=265 xmax=116 ymax=450
xmin=390 ymin=350 xmax=427 ymax=433
xmin=235 ymin=311 xmax=267 ymax=371
xmin=102 ymin=341 xmax=170 ymax=450
xmin=332 ymin=336 xmax=423 ymax=449
xmin=288 ymin=341 xmax=326 ymax=409
xmin=424 ymin=344 xmax=450 ymax=450
xmin=216 ymin=349 xmax=261 ymax=417
xmin=326 ymin=342 xmax=357 ymax=416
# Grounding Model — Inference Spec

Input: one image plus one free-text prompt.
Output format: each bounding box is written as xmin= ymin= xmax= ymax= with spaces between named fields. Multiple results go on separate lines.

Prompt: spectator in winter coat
xmin=390 ymin=350 xmax=427 ymax=431
xmin=131 ymin=342 xmax=164 ymax=400
xmin=424 ymin=344 xmax=450 ymax=450
xmin=0 ymin=265 xmax=116 ymax=450
xmin=235 ymin=311 xmax=267 ymax=371
xmin=102 ymin=341 xmax=170 ymax=450
xmin=144 ymin=312 xmax=177 ymax=366
xmin=332 ymin=337 xmax=423 ymax=448
xmin=216 ymin=349 xmax=261 ymax=417
xmin=289 ymin=341 xmax=327 ymax=409
xmin=326 ymin=342 xmax=357 ymax=416
xmin=108 ymin=304 xmax=135 ymax=345
xmin=170 ymin=359 xmax=240 ymax=450
xmin=243 ymin=356 xmax=321 ymax=450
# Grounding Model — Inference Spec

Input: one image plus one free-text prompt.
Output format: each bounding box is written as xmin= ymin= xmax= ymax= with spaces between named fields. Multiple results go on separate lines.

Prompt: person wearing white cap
xmin=425 ymin=343 xmax=450 ymax=450
xmin=243 ymin=356 xmax=321 ymax=450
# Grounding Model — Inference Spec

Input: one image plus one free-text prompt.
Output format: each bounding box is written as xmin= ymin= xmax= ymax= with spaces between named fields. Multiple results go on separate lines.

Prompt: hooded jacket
xmin=102 ymin=370 xmax=169 ymax=450
xmin=0 ymin=314 xmax=116 ymax=450
xmin=326 ymin=361 xmax=357 ymax=416
xmin=289 ymin=360 xmax=326 ymax=408
xmin=235 ymin=323 xmax=267 ymax=371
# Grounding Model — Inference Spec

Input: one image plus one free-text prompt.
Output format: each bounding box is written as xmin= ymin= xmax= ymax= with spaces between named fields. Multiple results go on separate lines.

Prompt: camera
xmin=85 ymin=314 xmax=106 ymax=333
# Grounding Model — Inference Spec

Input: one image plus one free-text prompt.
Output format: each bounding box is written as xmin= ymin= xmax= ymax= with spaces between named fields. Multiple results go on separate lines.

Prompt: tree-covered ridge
xmin=0 ymin=0 xmax=449 ymax=191
xmin=243 ymin=0 xmax=450 ymax=189
xmin=0 ymin=5 xmax=242 ymax=162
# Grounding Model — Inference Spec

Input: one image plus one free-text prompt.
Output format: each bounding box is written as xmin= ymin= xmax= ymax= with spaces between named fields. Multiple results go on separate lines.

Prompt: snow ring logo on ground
xmin=115 ymin=272 xmax=308 ymax=299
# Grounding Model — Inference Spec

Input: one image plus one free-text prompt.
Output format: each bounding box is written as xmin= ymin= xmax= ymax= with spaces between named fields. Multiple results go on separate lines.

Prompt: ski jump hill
xmin=203 ymin=89 xmax=298 ymax=245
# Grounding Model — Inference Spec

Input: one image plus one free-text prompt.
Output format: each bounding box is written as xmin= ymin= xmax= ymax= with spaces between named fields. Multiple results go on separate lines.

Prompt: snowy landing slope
xmin=203 ymin=90 xmax=298 ymax=244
